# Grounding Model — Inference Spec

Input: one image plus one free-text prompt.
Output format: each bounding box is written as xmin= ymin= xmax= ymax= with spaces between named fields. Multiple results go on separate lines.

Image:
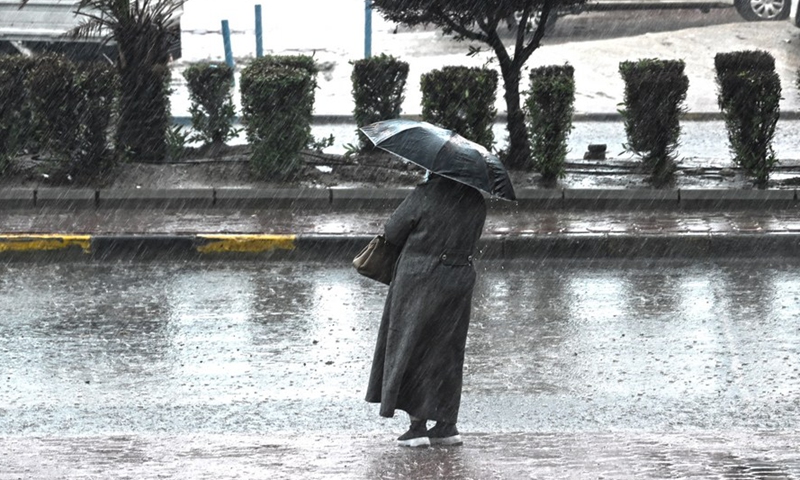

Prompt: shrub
xmin=24 ymin=54 xmax=83 ymax=178
xmin=0 ymin=55 xmax=37 ymax=174
xmin=351 ymin=54 xmax=409 ymax=148
xmin=24 ymin=55 xmax=116 ymax=182
xmin=183 ymin=62 xmax=239 ymax=146
xmin=73 ymin=61 xmax=117 ymax=179
xmin=116 ymin=62 xmax=171 ymax=162
xmin=240 ymin=55 xmax=317 ymax=179
xmin=525 ymin=64 xmax=575 ymax=180
xmin=715 ymin=50 xmax=781 ymax=187
xmin=619 ymin=58 xmax=689 ymax=187
xmin=420 ymin=66 xmax=498 ymax=149
xmin=252 ymin=54 xmax=319 ymax=76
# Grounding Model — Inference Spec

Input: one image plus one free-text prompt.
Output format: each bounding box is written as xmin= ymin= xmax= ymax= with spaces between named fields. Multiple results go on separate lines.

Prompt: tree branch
xmin=514 ymin=2 xmax=533 ymax=61
xmin=482 ymin=19 xmax=512 ymax=72
xmin=439 ymin=11 xmax=489 ymax=43
xmin=521 ymin=0 xmax=555 ymax=63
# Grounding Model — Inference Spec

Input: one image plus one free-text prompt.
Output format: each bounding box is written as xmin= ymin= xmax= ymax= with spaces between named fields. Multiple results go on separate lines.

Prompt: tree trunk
xmin=501 ymin=69 xmax=530 ymax=170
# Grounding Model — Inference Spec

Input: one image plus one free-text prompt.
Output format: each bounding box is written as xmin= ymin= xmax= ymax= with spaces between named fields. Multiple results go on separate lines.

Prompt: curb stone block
xmin=0 ymin=234 xmax=91 ymax=253
xmin=679 ymin=189 xmax=798 ymax=209
xmin=91 ymin=235 xmax=199 ymax=260
xmin=98 ymin=189 xmax=215 ymax=209
xmin=499 ymin=234 xmax=717 ymax=259
xmin=214 ymin=188 xmax=331 ymax=209
xmin=500 ymin=235 xmax=608 ymax=259
xmin=329 ymin=188 xmax=409 ymax=210
xmin=196 ymin=234 xmax=296 ymax=254
xmin=709 ymin=233 xmax=800 ymax=257
xmin=490 ymin=189 xmax=562 ymax=211
xmin=563 ymin=189 xmax=679 ymax=210
xmin=0 ymin=189 xmax=34 ymax=208
xmin=35 ymin=188 xmax=96 ymax=208
xmin=295 ymin=234 xmax=370 ymax=261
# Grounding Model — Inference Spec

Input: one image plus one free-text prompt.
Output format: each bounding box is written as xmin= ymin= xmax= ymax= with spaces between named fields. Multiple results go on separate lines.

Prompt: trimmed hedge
xmin=420 ymin=66 xmax=498 ymax=149
xmin=183 ymin=62 xmax=238 ymax=145
xmin=252 ymin=54 xmax=319 ymax=76
xmin=74 ymin=61 xmax=117 ymax=178
xmin=351 ymin=54 xmax=409 ymax=148
xmin=23 ymin=55 xmax=116 ymax=182
xmin=715 ymin=50 xmax=781 ymax=187
xmin=116 ymin=62 xmax=171 ymax=163
xmin=526 ymin=64 xmax=575 ymax=180
xmin=0 ymin=55 xmax=37 ymax=174
xmin=240 ymin=55 xmax=317 ymax=179
xmin=619 ymin=58 xmax=688 ymax=187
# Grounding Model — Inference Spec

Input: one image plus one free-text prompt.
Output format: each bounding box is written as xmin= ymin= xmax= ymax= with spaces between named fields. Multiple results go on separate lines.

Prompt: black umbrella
xmin=360 ymin=119 xmax=516 ymax=201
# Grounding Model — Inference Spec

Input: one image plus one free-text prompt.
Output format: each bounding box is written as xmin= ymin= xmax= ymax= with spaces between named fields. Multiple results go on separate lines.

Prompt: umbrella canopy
xmin=360 ymin=119 xmax=516 ymax=201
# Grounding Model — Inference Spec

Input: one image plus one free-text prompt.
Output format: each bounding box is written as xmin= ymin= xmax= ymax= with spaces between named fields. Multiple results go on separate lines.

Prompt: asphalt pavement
xmin=2 ymin=259 xmax=800 ymax=479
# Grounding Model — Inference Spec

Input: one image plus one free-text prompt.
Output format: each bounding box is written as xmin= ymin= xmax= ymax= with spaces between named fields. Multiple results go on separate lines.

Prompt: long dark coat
xmin=365 ymin=176 xmax=486 ymax=424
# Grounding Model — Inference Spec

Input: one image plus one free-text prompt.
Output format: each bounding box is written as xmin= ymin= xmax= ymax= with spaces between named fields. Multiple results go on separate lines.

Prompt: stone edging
xmin=2 ymin=233 xmax=799 ymax=260
xmin=1 ymin=187 xmax=799 ymax=210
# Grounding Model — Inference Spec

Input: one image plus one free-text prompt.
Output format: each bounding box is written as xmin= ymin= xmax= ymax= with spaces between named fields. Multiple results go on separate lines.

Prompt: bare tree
xmin=370 ymin=0 xmax=583 ymax=170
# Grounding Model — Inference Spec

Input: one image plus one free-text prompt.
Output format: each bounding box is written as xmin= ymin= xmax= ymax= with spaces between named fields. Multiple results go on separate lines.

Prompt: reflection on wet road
xmin=1 ymin=259 xmax=799 ymax=478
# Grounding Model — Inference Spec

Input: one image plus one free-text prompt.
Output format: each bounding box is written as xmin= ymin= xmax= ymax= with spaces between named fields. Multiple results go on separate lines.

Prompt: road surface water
xmin=1 ymin=259 xmax=799 ymax=478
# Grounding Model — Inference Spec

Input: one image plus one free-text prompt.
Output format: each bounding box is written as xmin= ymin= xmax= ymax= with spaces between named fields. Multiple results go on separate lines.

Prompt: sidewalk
xmin=2 ymin=187 xmax=800 ymax=260
xmin=3 ymin=431 xmax=799 ymax=480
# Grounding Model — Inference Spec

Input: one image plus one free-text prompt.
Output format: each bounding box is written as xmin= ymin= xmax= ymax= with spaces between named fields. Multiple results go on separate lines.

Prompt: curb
xmin=2 ymin=188 xmax=799 ymax=211
xmin=2 ymin=233 xmax=799 ymax=261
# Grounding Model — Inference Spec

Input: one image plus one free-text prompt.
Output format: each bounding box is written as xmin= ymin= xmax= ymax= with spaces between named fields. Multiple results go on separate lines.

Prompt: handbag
xmin=353 ymin=234 xmax=400 ymax=285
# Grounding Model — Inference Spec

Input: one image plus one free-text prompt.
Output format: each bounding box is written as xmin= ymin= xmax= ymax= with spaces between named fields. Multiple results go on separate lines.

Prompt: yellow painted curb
xmin=0 ymin=234 xmax=91 ymax=253
xmin=196 ymin=234 xmax=297 ymax=254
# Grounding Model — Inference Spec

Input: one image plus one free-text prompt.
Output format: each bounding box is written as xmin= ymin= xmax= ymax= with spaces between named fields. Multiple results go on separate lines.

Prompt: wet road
xmin=2 ymin=259 xmax=800 ymax=478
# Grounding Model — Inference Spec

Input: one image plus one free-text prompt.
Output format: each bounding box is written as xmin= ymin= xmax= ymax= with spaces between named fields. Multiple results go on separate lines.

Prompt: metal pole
xmin=364 ymin=0 xmax=372 ymax=58
xmin=255 ymin=4 xmax=263 ymax=58
xmin=221 ymin=19 xmax=234 ymax=68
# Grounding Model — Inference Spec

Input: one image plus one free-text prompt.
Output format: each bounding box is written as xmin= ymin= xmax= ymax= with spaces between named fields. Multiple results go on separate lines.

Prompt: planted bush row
xmin=236 ymin=51 xmax=784 ymax=187
xmin=0 ymin=50 xmax=790 ymax=187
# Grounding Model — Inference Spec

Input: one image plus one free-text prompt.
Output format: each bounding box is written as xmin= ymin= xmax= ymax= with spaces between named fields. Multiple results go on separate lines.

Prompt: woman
xmin=365 ymin=172 xmax=487 ymax=448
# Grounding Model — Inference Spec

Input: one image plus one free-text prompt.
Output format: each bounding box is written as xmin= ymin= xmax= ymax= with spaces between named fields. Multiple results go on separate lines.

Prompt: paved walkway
xmin=3 ymin=206 xmax=800 ymax=236
xmin=2 ymin=431 xmax=799 ymax=479
xmin=3 ymin=185 xmax=800 ymax=259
